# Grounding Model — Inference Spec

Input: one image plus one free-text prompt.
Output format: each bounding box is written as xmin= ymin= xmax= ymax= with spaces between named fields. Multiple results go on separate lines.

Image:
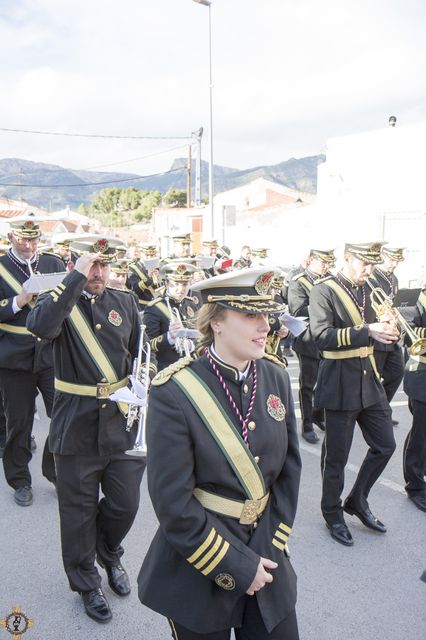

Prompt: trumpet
xmin=166 ymin=297 xmax=199 ymax=357
xmin=125 ymin=323 xmax=151 ymax=457
xmin=368 ymin=284 xmax=426 ymax=356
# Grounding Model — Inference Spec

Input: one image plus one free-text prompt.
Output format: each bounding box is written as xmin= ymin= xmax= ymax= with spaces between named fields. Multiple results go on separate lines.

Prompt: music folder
xmin=393 ymin=288 xmax=421 ymax=308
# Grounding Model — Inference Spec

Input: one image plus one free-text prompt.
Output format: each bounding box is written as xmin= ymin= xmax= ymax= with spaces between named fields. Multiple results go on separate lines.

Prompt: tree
xmin=163 ymin=188 xmax=187 ymax=208
xmin=81 ymin=187 xmax=162 ymax=227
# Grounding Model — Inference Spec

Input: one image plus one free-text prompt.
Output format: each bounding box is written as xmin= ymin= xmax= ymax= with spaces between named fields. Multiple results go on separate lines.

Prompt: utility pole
xmin=192 ymin=127 xmax=203 ymax=207
xmin=187 ymin=144 xmax=192 ymax=208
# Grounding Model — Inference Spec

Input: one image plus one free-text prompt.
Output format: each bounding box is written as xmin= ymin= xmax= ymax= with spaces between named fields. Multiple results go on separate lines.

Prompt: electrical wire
xmin=0 ymin=165 xmax=185 ymax=189
xmin=0 ymin=126 xmax=190 ymax=140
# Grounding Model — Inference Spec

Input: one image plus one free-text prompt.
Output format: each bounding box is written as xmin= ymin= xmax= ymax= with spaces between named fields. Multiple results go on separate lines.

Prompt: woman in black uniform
xmin=138 ymin=267 xmax=301 ymax=640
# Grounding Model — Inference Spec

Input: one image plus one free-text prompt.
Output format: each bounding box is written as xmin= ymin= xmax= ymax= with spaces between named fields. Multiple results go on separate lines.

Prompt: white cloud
xmin=0 ymin=0 xmax=425 ymax=173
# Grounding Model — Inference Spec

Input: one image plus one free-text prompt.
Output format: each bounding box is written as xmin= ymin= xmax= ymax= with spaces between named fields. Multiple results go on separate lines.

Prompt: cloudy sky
xmin=0 ymin=0 xmax=425 ymax=178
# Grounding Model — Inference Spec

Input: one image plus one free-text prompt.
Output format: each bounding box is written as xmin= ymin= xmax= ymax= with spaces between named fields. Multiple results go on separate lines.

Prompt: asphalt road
xmin=0 ymin=356 xmax=425 ymax=640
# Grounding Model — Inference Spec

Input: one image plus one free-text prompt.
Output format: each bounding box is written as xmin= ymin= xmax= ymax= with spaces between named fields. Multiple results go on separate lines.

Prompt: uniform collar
xmin=207 ymin=345 xmax=252 ymax=383
xmin=338 ymin=270 xmax=360 ymax=289
xmin=10 ymin=248 xmax=37 ymax=265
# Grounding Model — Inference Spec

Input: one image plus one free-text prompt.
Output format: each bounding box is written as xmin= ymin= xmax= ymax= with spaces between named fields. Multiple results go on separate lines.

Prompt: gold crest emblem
xmin=93 ymin=238 xmax=109 ymax=253
xmin=186 ymin=306 xmax=195 ymax=318
xmin=254 ymin=271 xmax=274 ymax=295
xmin=267 ymin=394 xmax=286 ymax=421
xmin=24 ymin=221 xmax=34 ymax=229
xmin=176 ymin=263 xmax=186 ymax=274
xmin=108 ymin=309 xmax=122 ymax=326
xmin=215 ymin=573 xmax=235 ymax=590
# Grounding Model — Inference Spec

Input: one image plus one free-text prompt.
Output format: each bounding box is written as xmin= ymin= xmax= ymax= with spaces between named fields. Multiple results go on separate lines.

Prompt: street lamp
xmin=192 ymin=0 xmax=214 ymax=237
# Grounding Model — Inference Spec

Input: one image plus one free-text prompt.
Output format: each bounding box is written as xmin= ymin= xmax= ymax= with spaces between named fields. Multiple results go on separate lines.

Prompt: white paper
xmin=195 ymin=255 xmax=216 ymax=269
xmin=279 ymin=313 xmax=308 ymax=337
xmin=109 ymin=386 xmax=146 ymax=407
xmin=23 ymin=272 xmax=67 ymax=294
xmin=143 ymin=258 xmax=160 ymax=270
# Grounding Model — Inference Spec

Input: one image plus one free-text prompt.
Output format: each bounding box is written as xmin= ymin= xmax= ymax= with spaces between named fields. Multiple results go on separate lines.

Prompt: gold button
xmin=253 ymin=522 xmax=258 ymax=529
xmin=101 ymin=403 xmax=107 ymax=409
xmin=37 ymin=337 xmax=41 ymax=342
xmin=248 ymin=420 xmax=256 ymax=431
xmin=243 ymin=384 xmax=249 ymax=394
xmin=95 ymin=324 xmax=102 ymax=330
xmin=101 ymin=378 xmax=107 ymax=383
xmin=363 ymin=370 xmax=367 ymax=375
xmin=91 ymin=298 xmax=96 ymax=305
xmin=254 ymin=456 xmax=260 ymax=463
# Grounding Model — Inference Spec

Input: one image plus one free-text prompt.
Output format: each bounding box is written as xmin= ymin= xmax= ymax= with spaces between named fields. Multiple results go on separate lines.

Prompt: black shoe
xmin=29 ymin=435 xmax=37 ymax=452
xmin=14 ymin=486 xmax=33 ymax=507
xmin=97 ymin=559 xmax=131 ymax=597
xmin=326 ymin=522 xmax=354 ymax=546
xmin=343 ymin=502 xmax=386 ymax=533
xmin=409 ymin=494 xmax=426 ymax=512
xmin=302 ymin=430 xmax=320 ymax=444
xmin=391 ymin=419 xmax=399 ymax=427
xmin=312 ymin=417 xmax=326 ymax=431
xmin=81 ymin=588 xmax=112 ymax=623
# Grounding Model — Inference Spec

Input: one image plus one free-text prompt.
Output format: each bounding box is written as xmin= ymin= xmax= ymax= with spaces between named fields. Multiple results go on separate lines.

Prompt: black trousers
xmin=55 ymin=452 xmax=145 ymax=593
xmin=0 ymin=367 xmax=56 ymax=488
xmin=403 ymin=399 xmax=426 ymax=495
xmin=320 ymin=401 xmax=396 ymax=524
xmin=296 ymin=354 xmax=323 ymax=432
xmin=374 ymin=348 xmax=404 ymax=403
xmin=169 ymin=600 xmax=299 ymax=640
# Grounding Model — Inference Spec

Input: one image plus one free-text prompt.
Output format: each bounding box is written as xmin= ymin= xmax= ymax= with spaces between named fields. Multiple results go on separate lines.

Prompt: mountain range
xmin=0 ymin=154 xmax=325 ymax=211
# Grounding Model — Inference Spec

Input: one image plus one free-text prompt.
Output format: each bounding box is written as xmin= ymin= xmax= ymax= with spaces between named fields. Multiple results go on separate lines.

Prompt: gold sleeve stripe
xmin=278 ymin=522 xmax=292 ymax=535
xmin=201 ymin=541 xmax=230 ymax=576
xmin=337 ymin=329 xmax=342 ymax=348
xmin=58 ymin=283 xmax=66 ymax=291
xmin=194 ymin=533 xmax=223 ymax=570
xmin=346 ymin=327 xmax=351 ymax=346
xmin=341 ymin=328 xmax=346 ymax=346
xmin=272 ymin=538 xmax=286 ymax=551
xmin=50 ymin=291 xmax=58 ymax=302
xmin=187 ymin=528 xmax=216 ymax=564
xmin=274 ymin=530 xmax=289 ymax=542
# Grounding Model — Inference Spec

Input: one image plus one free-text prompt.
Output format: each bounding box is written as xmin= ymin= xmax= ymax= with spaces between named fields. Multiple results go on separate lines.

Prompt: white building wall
xmin=317 ymin=121 xmax=426 ymax=285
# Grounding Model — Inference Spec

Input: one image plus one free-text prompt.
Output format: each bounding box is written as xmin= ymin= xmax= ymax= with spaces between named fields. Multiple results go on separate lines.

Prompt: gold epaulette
xmin=39 ymin=250 xmax=64 ymax=260
xmin=292 ymin=272 xmax=305 ymax=281
xmin=106 ymin=285 xmax=133 ymax=293
xmin=314 ymin=275 xmax=332 ymax=285
xmin=151 ymin=356 xmax=194 ymax=386
xmin=262 ymin=353 xmax=287 ymax=369
xmin=147 ymin=296 xmax=164 ymax=307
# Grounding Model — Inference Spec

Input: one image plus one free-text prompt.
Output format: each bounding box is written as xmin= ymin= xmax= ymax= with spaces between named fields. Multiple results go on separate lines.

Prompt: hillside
xmin=0 ymin=154 xmax=325 ymax=210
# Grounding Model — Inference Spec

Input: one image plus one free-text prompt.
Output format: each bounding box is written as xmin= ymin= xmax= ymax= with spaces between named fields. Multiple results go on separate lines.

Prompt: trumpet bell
xmin=409 ymin=338 xmax=426 ymax=356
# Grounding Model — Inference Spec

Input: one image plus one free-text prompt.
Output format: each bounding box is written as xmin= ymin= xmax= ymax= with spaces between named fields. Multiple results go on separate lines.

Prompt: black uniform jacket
xmin=126 ymin=260 xmax=157 ymax=308
xmin=144 ymin=294 xmax=200 ymax=371
xmin=368 ymin=268 xmax=400 ymax=353
xmin=288 ymin=270 xmax=320 ymax=358
xmin=0 ymin=250 xmax=65 ymax=372
xmin=309 ymin=275 xmax=387 ymax=411
xmin=403 ymin=295 xmax=426 ymax=402
xmin=138 ymin=350 xmax=301 ymax=634
xmin=27 ymin=268 xmax=145 ymax=456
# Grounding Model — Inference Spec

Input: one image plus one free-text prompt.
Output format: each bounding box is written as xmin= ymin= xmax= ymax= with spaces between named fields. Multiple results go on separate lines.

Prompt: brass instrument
xmin=166 ymin=297 xmax=199 ymax=357
xmin=125 ymin=323 xmax=151 ymax=456
xmin=368 ymin=285 xmax=426 ymax=356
